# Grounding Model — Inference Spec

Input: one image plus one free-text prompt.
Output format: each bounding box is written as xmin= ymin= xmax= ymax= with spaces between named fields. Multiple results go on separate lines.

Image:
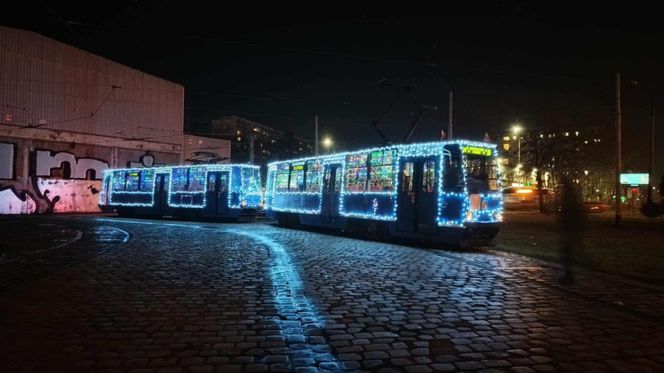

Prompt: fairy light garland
xmin=101 ymin=164 xmax=262 ymax=210
xmin=265 ymin=140 xmax=504 ymax=228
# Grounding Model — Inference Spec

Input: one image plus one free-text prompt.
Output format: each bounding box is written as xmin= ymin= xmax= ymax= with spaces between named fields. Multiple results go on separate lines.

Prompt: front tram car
xmin=100 ymin=164 xmax=262 ymax=221
xmin=265 ymin=140 xmax=502 ymax=247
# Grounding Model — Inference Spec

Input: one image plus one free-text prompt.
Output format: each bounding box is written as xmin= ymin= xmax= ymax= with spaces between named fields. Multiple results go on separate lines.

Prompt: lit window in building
xmin=503 ymin=136 xmax=510 ymax=141
xmin=503 ymin=143 xmax=510 ymax=151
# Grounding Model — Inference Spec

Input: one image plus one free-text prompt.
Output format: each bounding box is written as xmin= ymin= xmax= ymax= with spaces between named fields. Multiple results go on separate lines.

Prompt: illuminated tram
xmin=265 ymin=140 xmax=503 ymax=246
xmin=99 ymin=164 xmax=262 ymax=220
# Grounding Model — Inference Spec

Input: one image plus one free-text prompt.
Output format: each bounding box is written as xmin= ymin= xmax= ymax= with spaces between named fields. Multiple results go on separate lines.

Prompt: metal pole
xmin=615 ymin=73 xmax=622 ymax=224
xmin=315 ymin=115 xmax=319 ymax=156
xmin=448 ymin=90 xmax=453 ymax=140
xmin=648 ymin=95 xmax=656 ymax=203
xmin=517 ymin=137 xmax=521 ymax=164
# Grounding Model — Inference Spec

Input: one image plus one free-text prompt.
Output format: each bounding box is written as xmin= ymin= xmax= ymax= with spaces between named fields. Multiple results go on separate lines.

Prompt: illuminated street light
xmin=511 ymin=124 xmax=523 ymax=164
xmin=322 ymin=136 xmax=335 ymax=153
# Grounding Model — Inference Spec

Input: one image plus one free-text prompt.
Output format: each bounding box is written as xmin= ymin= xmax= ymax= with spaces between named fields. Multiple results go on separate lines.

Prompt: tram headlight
xmin=240 ymin=200 xmax=248 ymax=208
xmin=495 ymin=212 xmax=503 ymax=222
xmin=465 ymin=211 xmax=473 ymax=222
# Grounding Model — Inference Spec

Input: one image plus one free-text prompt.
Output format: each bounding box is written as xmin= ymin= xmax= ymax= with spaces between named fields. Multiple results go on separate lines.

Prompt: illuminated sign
xmin=620 ymin=173 xmax=649 ymax=185
xmin=462 ymin=146 xmax=492 ymax=156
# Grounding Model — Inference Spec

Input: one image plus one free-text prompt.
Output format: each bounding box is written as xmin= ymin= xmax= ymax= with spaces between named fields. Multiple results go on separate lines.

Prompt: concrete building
xmin=0 ymin=25 xmax=184 ymax=214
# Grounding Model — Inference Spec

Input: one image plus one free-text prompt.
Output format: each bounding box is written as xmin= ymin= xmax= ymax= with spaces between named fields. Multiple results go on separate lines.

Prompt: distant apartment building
xmin=210 ymin=115 xmax=313 ymax=169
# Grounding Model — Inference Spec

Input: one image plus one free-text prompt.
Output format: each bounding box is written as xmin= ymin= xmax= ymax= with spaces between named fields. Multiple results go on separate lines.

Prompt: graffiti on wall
xmin=1 ymin=148 xmax=108 ymax=214
xmin=1 ymin=147 xmax=161 ymax=214
xmin=35 ymin=150 xmax=108 ymax=180
xmin=0 ymin=186 xmax=36 ymax=214
xmin=36 ymin=178 xmax=101 ymax=213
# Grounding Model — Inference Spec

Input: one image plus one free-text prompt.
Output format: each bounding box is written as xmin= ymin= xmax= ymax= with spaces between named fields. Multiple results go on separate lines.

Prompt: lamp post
xmin=511 ymin=124 xmax=523 ymax=164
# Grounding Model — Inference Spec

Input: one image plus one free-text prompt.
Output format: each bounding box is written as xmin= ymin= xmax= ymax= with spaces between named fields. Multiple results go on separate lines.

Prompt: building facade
xmin=210 ymin=115 xmax=313 ymax=171
xmin=0 ymin=25 xmax=184 ymax=214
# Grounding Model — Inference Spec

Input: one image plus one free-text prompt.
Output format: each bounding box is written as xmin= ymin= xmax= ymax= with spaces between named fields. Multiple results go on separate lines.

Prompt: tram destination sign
xmin=462 ymin=146 xmax=492 ymax=156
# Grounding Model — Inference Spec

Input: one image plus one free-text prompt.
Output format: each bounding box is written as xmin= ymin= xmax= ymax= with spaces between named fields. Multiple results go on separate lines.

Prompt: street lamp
xmin=322 ymin=136 xmax=334 ymax=154
xmin=511 ymin=124 xmax=523 ymax=164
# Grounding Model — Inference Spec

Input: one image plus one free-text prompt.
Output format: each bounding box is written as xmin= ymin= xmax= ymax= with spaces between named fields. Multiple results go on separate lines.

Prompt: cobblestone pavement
xmin=1 ymin=215 xmax=664 ymax=372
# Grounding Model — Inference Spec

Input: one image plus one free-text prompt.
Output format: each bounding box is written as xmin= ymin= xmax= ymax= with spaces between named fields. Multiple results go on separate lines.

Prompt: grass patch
xmin=496 ymin=210 xmax=664 ymax=283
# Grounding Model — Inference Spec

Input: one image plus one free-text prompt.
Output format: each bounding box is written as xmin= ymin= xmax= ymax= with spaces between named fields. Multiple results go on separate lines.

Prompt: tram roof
xmin=103 ymin=163 xmax=260 ymax=174
xmin=267 ymin=139 xmax=498 ymax=168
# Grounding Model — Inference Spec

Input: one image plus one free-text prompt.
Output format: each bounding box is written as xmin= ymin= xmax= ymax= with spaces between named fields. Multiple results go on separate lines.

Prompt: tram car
xmin=265 ymin=140 xmax=503 ymax=246
xmin=99 ymin=164 xmax=262 ymax=221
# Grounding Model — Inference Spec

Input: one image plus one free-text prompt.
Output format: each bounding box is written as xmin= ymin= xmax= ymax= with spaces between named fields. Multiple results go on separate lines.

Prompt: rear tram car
xmin=100 ymin=164 xmax=262 ymax=221
xmin=265 ymin=140 xmax=503 ymax=246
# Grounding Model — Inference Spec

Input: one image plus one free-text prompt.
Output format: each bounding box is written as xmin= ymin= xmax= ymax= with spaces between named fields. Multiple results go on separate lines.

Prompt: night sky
xmin=3 ymin=2 xmax=664 ymax=177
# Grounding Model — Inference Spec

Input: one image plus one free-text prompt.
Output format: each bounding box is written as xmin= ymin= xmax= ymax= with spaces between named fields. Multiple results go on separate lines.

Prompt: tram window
xmin=345 ymin=167 xmax=367 ymax=192
xmin=369 ymin=149 xmax=396 ymax=192
xmin=188 ymin=167 xmax=206 ymax=192
xmin=111 ymin=170 xmax=126 ymax=191
xmin=443 ymin=145 xmax=464 ymax=193
xmin=401 ymin=162 xmax=414 ymax=192
xmin=125 ymin=172 xmax=140 ymax=191
xmin=207 ymin=174 xmax=216 ymax=191
xmin=220 ymin=174 xmax=228 ymax=192
xmin=323 ymin=168 xmax=331 ymax=192
xmin=334 ymin=168 xmax=342 ymax=192
xmin=305 ymin=160 xmax=322 ymax=192
xmin=140 ymin=169 xmax=155 ymax=192
xmin=422 ymin=161 xmax=436 ymax=193
xmin=275 ymin=164 xmax=289 ymax=192
xmin=171 ymin=168 xmax=189 ymax=191
xmin=345 ymin=153 xmax=368 ymax=192
xmin=465 ymin=155 xmax=499 ymax=193
xmin=289 ymin=162 xmax=305 ymax=191
xmin=243 ymin=168 xmax=261 ymax=193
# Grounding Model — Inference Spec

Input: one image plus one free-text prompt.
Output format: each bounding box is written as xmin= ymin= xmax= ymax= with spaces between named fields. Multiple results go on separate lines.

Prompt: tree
xmin=519 ymin=128 xmax=613 ymax=212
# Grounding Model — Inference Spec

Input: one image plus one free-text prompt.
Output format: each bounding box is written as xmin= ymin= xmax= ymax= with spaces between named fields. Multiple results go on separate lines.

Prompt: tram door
xmin=397 ymin=157 xmax=437 ymax=233
xmin=321 ymin=164 xmax=341 ymax=218
xmin=154 ymin=173 xmax=169 ymax=213
xmin=205 ymin=172 xmax=229 ymax=215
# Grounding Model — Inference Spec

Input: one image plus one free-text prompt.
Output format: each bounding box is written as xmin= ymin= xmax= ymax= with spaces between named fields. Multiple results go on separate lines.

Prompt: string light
xmin=266 ymin=140 xmax=504 ymax=228
xmin=101 ymin=164 xmax=262 ymax=210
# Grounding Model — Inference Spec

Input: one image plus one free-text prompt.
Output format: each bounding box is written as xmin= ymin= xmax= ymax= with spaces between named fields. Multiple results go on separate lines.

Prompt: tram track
xmin=0 ymin=225 xmax=130 ymax=292
xmin=78 ymin=217 xmax=664 ymax=328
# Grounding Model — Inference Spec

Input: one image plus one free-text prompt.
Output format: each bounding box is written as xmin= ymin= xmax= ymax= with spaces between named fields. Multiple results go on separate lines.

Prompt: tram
xmin=99 ymin=164 xmax=262 ymax=220
xmin=265 ymin=140 xmax=503 ymax=246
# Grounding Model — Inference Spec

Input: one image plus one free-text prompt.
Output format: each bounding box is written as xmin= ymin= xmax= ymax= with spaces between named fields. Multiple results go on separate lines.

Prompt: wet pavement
xmin=1 ymin=215 xmax=664 ymax=372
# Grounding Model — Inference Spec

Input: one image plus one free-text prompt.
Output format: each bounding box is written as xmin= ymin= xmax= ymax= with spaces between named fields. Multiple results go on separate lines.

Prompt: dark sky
xmin=3 ymin=2 xmax=664 ymax=176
